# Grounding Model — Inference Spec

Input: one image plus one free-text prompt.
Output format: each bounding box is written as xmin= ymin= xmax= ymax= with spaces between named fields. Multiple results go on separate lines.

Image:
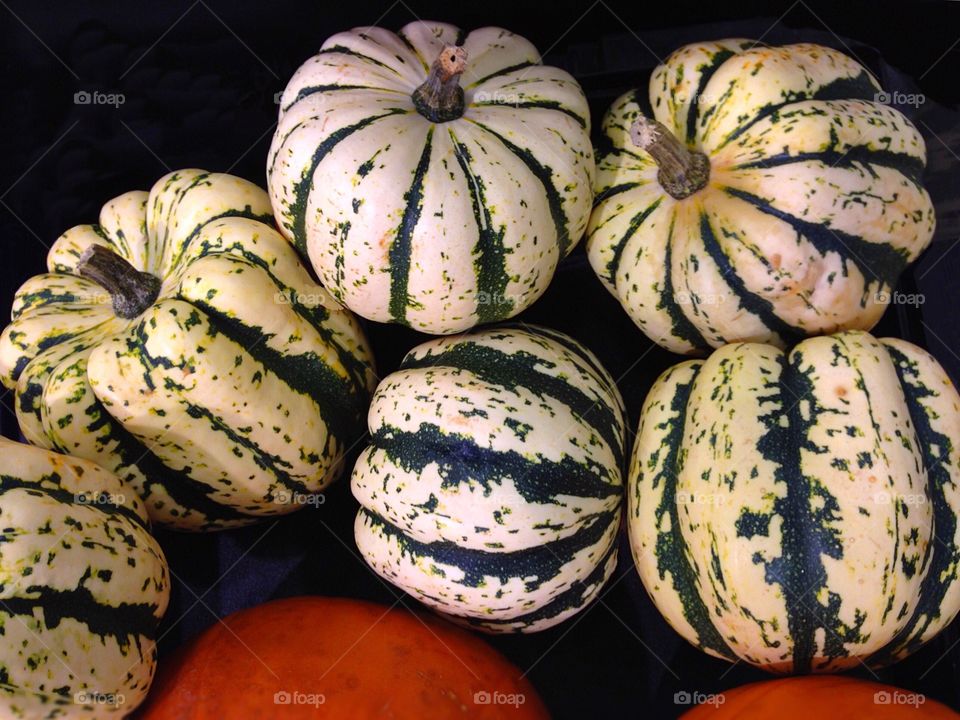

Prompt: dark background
xmin=2 ymin=1 xmax=960 ymax=717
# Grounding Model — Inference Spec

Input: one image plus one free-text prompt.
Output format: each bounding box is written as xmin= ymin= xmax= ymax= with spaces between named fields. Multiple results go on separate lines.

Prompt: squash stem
xmin=412 ymin=45 xmax=467 ymax=122
xmin=630 ymin=117 xmax=710 ymax=199
xmin=77 ymin=245 xmax=161 ymax=319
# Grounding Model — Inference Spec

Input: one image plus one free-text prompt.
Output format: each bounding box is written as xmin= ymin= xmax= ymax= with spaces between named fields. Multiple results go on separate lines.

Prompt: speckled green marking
xmin=724 ymin=188 xmax=909 ymax=286
xmin=465 ymin=61 xmax=537 ymax=89
xmin=454 ymin=544 xmax=617 ymax=631
xmin=371 ymin=422 xmax=621 ymax=502
xmin=0 ymin=586 xmax=158 ymax=649
xmin=166 ymin=207 xmax=274 ymax=270
xmin=360 ymin=507 xmax=615 ymax=591
xmin=317 ymin=45 xmax=403 ymax=74
xmin=290 ymin=109 xmax=407 ymax=256
xmin=589 ymin=41 xmax=933 ymax=354
xmin=0 ymin=475 xmax=145 ymax=530
xmin=591 ymin=181 xmax=642 ymax=209
xmin=658 ymin=225 xmax=711 ymax=353
xmin=604 ymin=198 xmax=662 ymax=284
xmin=190 ymin=237 xmax=371 ymax=391
xmin=471 ymin=99 xmax=587 ymax=129
xmin=82 ymin=396 xmax=260 ymax=527
xmin=468 ymin=121 xmax=571 ymax=254
xmin=195 ymin=301 xmax=366 ymax=448
xmin=698 ymin=213 xmax=805 ymax=345
xmin=748 ymin=350 xmax=862 ymax=672
xmin=449 ymin=132 xmax=513 ymax=324
xmin=870 ymin=345 xmax=960 ymax=664
xmin=632 ymin=332 xmax=960 ymax=672
xmin=0 ymin=441 xmax=169 ymax=713
xmin=714 ymin=70 xmax=881 ymax=150
xmin=388 ymin=127 xmax=434 ymax=324
xmin=352 ymin=324 xmax=624 ymax=634
xmin=286 ymin=83 xmax=399 ymax=111
xmin=732 ymin=146 xmax=925 ymax=185
xmin=683 ymin=47 xmax=740 ymax=143
xmin=0 ymin=170 xmax=374 ymax=532
xmin=648 ymin=364 xmax=736 ymax=660
xmin=401 ymin=341 xmax=623 ymax=466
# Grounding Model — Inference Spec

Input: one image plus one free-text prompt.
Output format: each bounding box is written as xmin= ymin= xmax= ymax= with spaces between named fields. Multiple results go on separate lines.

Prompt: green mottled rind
xmin=629 ymin=331 xmax=960 ymax=672
xmin=0 ymin=439 xmax=170 ymax=717
xmin=267 ymin=21 xmax=595 ymax=334
xmin=0 ymin=170 xmax=376 ymax=531
xmin=868 ymin=341 xmax=960 ymax=664
xmin=357 ymin=509 xmax=619 ymax=633
xmin=588 ymin=39 xmax=936 ymax=354
xmin=352 ymin=325 xmax=626 ymax=633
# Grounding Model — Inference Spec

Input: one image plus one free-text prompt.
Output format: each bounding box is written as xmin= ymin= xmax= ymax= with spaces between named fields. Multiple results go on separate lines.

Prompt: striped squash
xmin=629 ymin=331 xmax=960 ymax=672
xmin=352 ymin=325 xmax=625 ymax=632
xmin=267 ymin=21 xmax=595 ymax=334
xmin=588 ymin=40 xmax=935 ymax=353
xmin=0 ymin=437 xmax=169 ymax=717
xmin=0 ymin=170 xmax=376 ymax=531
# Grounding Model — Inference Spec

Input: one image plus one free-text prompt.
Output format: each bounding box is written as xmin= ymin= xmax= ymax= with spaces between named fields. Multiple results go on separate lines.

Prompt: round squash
xmin=0 ymin=169 xmax=376 ymax=531
xmin=587 ymin=40 xmax=935 ymax=353
xmin=137 ymin=596 xmax=548 ymax=719
xmin=629 ymin=331 xmax=960 ymax=672
xmin=681 ymin=676 xmax=959 ymax=718
xmin=0 ymin=437 xmax=169 ymax=718
xmin=352 ymin=325 xmax=626 ymax=632
xmin=267 ymin=21 xmax=595 ymax=334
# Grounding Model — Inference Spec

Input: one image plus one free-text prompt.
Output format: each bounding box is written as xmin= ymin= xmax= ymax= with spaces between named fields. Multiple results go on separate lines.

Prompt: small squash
xmin=0 ymin=437 xmax=169 ymax=718
xmin=630 ymin=331 xmax=960 ymax=672
xmin=0 ymin=170 xmax=376 ymax=531
xmin=588 ymin=40 xmax=935 ymax=353
xmin=352 ymin=325 xmax=626 ymax=632
xmin=137 ymin=596 xmax=549 ymax=719
xmin=268 ymin=21 xmax=595 ymax=334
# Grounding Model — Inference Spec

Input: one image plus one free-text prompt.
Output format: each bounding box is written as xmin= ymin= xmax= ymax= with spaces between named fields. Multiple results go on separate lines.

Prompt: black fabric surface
xmin=1 ymin=2 xmax=959 ymax=717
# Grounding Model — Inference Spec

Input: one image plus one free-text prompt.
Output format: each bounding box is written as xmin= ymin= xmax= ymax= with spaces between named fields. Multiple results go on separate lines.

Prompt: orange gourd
xmin=138 ymin=596 xmax=548 ymax=719
xmin=682 ymin=676 xmax=958 ymax=718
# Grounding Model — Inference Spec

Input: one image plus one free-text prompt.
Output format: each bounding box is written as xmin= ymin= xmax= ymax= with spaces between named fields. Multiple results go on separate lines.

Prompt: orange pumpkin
xmin=138 ymin=596 xmax=547 ymax=719
xmin=682 ymin=676 xmax=959 ymax=718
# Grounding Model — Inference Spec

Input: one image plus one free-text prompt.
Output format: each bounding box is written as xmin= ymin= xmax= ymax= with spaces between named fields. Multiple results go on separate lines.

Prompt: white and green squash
xmin=629 ymin=331 xmax=960 ymax=672
xmin=352 ymin=325 xmax=625 ymax=632
xmin=588 ymin=40 xmax=935 ymax=353
xmin=268 ymin=21 xmax=595 ymax=334
xmin=0 ymin=437 xmax=169 ymax=717
xmin=0 ymin=170 xmax=376 ymax=531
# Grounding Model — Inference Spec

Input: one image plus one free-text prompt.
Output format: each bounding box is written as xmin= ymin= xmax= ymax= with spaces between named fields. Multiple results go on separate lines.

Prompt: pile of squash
xmin=1 ymin=18 xmax=957 ymax=719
